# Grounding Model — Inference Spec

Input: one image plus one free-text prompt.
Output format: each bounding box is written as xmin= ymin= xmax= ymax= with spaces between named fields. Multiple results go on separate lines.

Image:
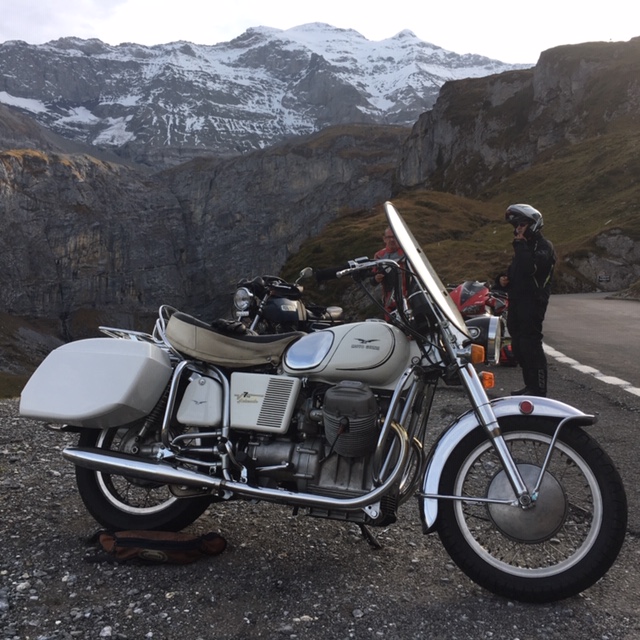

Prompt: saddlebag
xmin=19 ymin=338 xmax=172 ymax=428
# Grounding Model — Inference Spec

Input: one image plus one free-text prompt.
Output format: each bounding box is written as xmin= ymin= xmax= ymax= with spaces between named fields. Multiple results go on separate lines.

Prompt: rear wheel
xmin=437 ymin=419 xmax=627 ymax=602
xmin=76 ymin=426 xmax=211 ymax=531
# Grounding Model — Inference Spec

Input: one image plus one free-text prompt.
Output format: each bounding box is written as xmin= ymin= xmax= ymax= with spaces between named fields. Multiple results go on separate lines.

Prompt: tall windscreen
xmin=384 ymin=201 xmax=468 ymax=335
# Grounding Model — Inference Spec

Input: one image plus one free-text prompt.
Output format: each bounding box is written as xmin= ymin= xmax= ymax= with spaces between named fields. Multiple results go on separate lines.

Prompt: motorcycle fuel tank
xmin=262 ymin=297 xmax=306 ymax=324
xmin=282 ymin=321 xmax=411 ymax=388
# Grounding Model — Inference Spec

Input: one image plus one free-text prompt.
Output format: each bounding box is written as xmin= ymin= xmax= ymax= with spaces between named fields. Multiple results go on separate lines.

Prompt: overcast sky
xmin=1 ymin=0 xmax=638 ymax=64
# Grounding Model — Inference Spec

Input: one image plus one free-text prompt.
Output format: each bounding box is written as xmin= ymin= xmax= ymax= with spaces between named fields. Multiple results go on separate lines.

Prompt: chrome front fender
xmin=420 ymin=395 xmax=596 ymax=532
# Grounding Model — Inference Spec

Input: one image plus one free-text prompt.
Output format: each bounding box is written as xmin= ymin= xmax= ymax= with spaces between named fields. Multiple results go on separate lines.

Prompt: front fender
xmin=420 ymin=396 xmax=596 ymax=533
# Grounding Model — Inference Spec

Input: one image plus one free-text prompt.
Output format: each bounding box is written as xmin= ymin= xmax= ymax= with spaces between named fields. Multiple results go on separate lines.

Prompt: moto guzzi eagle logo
xmin=351 ymin=338 xmax=381 ymax=351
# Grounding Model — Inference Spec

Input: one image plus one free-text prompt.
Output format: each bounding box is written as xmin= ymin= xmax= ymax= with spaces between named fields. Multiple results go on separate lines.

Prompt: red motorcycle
xmin=449 ymin=281 xmax=515 ymax=366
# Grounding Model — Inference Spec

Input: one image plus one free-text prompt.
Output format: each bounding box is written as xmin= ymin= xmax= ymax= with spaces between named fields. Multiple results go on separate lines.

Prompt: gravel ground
xmin=1 ymin=362 xmax=639 ymax=640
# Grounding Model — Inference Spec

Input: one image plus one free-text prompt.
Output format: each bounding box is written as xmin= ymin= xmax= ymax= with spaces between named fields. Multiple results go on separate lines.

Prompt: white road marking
xmin=544 ymin=344 xmax=640 ymax=398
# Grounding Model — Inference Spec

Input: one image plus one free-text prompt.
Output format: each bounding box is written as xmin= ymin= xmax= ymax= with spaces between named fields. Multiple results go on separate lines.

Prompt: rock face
xmin=397 ymin=69 xmax=535 ymax=195
xmin=1 ymin=150 xmax=182 ymax=335
xmin=0 ymin=124 xmax=408 ymax=340
xmin=0 ymin=24 xmax=526 ymax=167
xmin=568 ymin=230 xmax=640 ymax=292
xmin=397 ymin=38 xmax=640 ymax=195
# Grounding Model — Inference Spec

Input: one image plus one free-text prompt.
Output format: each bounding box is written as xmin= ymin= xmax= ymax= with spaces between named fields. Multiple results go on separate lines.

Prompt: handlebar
xmin=237 ymin=274 xmax=303 ymax=298
xmin=337 ymin=258 xmax=395 ymax=279
xmin=314 ymin=257 xmax=374 ymax=282
xmin=239 ymin=256 xmax=394 ymax=288
xmin=314 ymin=265 xmax=347 ymax=282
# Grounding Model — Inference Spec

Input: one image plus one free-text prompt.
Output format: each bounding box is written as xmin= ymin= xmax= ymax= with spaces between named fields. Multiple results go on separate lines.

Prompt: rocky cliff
xmin=398 ymin=38 xmax=640 ymax=195
xmin=0 ymin=123 xmax=408 ymax=347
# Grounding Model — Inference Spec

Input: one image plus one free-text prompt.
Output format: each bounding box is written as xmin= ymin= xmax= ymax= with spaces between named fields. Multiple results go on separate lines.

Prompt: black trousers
xmin=507 ymin=294 xmax=549 ymax=388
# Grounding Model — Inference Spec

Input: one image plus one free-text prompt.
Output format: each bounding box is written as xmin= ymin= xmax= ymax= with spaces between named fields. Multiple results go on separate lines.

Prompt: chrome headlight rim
xmin=486 ymin=315 xmax=502 ymax=365
xmin=233 ymin=287 xmax=254 ymax=311
xmin=464 ymin=314 xmax=502 ymax=365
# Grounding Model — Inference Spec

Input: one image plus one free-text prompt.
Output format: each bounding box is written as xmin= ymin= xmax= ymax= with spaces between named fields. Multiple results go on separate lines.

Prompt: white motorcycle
xmin=20 ymin=202 xmax=627 ymax=603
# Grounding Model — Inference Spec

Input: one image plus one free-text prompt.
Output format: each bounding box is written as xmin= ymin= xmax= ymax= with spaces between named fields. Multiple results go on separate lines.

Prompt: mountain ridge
xmin=0 ymin=23 xmax=528 ymax=167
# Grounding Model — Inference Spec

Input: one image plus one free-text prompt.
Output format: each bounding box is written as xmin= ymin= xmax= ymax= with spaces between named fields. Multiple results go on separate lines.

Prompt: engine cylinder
xmin=323 ymin=381 xmax=378 ymax=458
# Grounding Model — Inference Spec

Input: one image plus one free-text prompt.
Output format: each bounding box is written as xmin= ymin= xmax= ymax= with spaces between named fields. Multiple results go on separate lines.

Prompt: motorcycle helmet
xmin=505 ymin=204 xmax=543 ymax=233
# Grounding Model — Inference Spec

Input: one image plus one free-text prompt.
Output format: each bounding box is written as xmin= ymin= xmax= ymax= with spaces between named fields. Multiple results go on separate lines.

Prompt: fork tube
xmin=458 ymin=363 xmax=532 ymax=506
xmin=249 ymin=293 xmax=270 ymax=331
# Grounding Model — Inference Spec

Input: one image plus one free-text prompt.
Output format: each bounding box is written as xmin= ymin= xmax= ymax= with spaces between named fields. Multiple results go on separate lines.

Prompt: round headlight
xmin=233 ymin=287 xmax=253 ymax=311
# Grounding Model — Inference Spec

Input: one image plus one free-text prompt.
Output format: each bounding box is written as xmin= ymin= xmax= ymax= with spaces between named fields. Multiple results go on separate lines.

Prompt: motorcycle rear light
xmin=479 ymin=371 xmax=494 ymax=389
xmin=519 ymin=400 xmax=535 ymax=415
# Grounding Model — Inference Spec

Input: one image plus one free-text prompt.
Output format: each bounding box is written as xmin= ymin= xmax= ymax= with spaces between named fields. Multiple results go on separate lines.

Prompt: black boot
xmin=511 ymin=369 xmax=547 ymax=397
xmin=511 ymin=368 xmax=531 ymax=396
xmin=532 ymin=368 xmax=548 ymax=397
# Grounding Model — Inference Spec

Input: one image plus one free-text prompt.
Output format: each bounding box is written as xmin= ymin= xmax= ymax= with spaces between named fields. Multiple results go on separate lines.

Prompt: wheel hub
xmin=114 ymin=427 xmax=164 ymax=489
xmin=487 ymin=463 xmax=567 ymax=543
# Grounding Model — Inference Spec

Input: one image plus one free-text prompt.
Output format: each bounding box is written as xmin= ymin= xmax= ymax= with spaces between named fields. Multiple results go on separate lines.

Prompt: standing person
xmin=373 ymin=227 xmax=405 ymax=317
xmin=505 ymin=204 xmax=556 ymax=397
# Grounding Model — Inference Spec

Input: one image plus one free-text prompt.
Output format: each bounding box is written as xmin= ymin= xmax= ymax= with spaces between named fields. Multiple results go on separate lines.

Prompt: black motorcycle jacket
xmin=507 ymin=233 xmax=556 ymax=302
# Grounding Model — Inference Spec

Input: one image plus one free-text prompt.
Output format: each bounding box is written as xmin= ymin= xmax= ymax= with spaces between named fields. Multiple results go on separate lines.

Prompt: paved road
xmin=544 ymin=292 xmax=640 ymax=390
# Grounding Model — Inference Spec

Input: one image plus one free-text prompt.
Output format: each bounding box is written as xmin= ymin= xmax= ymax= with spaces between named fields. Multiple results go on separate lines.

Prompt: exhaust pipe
xmin=63 ymin=446 xmax=221 ymax=489
xmin=62 ymin=423 xmax=409 ymax=512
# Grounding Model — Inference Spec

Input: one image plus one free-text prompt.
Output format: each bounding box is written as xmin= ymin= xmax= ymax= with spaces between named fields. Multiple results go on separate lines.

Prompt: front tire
xmin=437 ymin=418 xmax=627 ymax=602
xmin=76 ymin=427 xmax=211 ymax=531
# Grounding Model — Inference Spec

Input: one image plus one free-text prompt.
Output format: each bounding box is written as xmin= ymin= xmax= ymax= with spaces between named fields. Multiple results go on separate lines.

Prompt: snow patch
xmin=93 ymin=117 xmax=136 ymax=145
xmin=58 ymin=107 xmax=101 ymax=126
xmin=0 ymin=91 xmax=49 ymax=114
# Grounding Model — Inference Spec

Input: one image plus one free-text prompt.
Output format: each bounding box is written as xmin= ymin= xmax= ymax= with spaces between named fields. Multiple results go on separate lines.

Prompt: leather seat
xmin=165 ymin=312 xmax=304 ymax=367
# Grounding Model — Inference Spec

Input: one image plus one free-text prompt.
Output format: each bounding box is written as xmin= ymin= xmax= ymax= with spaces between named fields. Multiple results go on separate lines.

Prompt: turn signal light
xmin=470 ymin=344 xmax=485 ymax=364
xmin=479 ymin=371 xmax=495 ymax=389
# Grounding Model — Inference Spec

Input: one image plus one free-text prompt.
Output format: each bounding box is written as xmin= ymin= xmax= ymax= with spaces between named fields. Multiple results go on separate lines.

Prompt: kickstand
xmin=359 ymin=524 xmax=382 ymax=549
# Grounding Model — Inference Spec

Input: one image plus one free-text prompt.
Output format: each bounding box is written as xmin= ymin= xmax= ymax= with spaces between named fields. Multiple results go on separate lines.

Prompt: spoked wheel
xmin=76 ymin=426 xmax=211 ymax=531
xmin=437 ymin=418 xmax=627 ymax=602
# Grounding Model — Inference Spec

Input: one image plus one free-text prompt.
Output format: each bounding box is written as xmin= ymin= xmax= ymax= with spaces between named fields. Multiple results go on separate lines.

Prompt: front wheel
xmin=437 ymin=418 xmax=627 ymax=602
xmin=76 ymin=426 xmax=211 ymax=531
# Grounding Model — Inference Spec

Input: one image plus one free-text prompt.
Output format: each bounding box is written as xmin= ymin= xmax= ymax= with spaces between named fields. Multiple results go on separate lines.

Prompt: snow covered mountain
xmin=0 ymin=23 xmax=530 ymax=166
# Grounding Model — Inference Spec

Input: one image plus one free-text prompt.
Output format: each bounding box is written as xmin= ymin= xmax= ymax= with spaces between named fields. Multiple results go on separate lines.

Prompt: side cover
xmin=230 ymin=372 xmax=301 ymax=434
xmin=20 ymin=338 xmax=172 ymax=428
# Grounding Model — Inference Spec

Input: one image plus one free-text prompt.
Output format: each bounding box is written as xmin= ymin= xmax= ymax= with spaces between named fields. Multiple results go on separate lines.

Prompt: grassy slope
xmin=282 ymin=126 xmax=640 ymax=308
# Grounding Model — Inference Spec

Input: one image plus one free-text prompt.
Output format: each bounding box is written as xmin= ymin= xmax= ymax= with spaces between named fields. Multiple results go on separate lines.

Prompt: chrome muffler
xmin=62 ymin=422 xmax=409 ymax=512
xmin=63 ymin=446 xmax=221 ymax=488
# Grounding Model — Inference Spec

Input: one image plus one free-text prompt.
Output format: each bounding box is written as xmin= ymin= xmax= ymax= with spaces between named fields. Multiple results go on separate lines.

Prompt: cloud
xmin=0 ymin=0 xmax=127 ymax=43
xmin=1 ymin=0 xmax=639 ymax=63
